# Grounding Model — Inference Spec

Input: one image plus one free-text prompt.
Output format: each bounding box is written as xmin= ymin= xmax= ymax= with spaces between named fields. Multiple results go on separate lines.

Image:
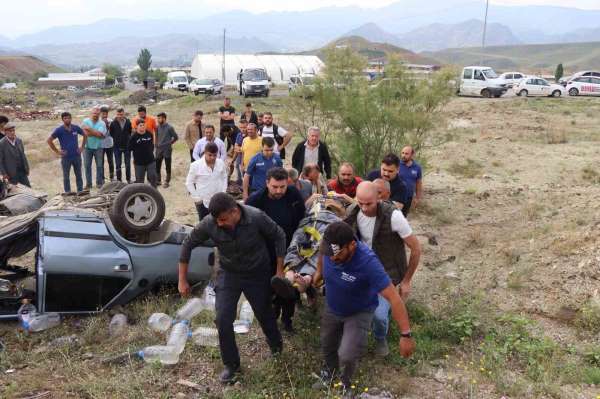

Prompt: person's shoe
xmin=156 ymin=181 xmax=162 ymax=187
xmin=271 ymin=276 xmax=298 ymax=300
xmin=163 ymin=182 xmax=170 ymax=188
xmin=374 ymin=339 xmax=390 ymax=357
xmin=312 ymin=368 xmax=336 ymax=390
xmin=126 ymin=180 xmax=132 ymax=184
xmin=219 ymin=365 xmax=240 ymax=384
xmin=270 ymin=343 xmax=283 ymax=357
xmin=282 ymin=320 xmax=295 ymax=335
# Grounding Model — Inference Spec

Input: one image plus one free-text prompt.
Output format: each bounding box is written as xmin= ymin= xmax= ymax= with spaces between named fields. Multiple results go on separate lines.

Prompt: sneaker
xmin=374 ymin=339 xmax=390 ymax=357
xmin=270 ymin=342 xmax=283 ymax=357
xmin=219 ymin=365 xmax=240 ymax=384
xmin=271 ymin=276 xmax=298 ymax=300
xmin=312 ymin=369 xmax=336 ymax=390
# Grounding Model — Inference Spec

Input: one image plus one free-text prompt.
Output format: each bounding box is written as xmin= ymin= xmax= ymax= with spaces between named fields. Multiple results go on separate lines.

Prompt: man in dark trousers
xmin=178 ymin=192 xmax=285 ymax=384
xmin=155 ymin=112 xmax=178 ymax=188
xmin=128 ymin=120 xmax=157 ymax=187
xmin=0 ymin=123 xmax=30 ymax=186
xmin=246 ymin=167 xmax=306 ymax=333
xmin=312 ymin=221 xmax=415 ymax=397
xmin=109 ymin=108 xmax=133 ymax=183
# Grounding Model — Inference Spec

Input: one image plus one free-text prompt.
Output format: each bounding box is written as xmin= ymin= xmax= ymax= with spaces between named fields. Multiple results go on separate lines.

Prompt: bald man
xmin=399 ymin=146 xmax=423 ymax=213
xmin=373 ymin=178 xmax=392 ymax=203
xmin=343 ymin=181 xmax=421 ymax=357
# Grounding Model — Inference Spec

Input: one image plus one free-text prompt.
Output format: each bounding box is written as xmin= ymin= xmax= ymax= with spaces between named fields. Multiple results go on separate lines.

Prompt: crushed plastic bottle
xmin=191 ymin=326 xmax=219 ymax=347
xmin=148 ymin=313 xmax=173 ymax=332
xmin=23 ymin=313 xmax=61 ymax=332
xmin=167 ymin=320 xmax=190 ymax=354
xmin=175 ymin=297 xmax=204 ymax=321
xmin=202 ymin=286 xmax=216 ymax=312
xmin=17 ymin=302 xmax=37 ymax=328
xmin=137 ymin=345 xmax=179 ymax=365
xmin=109 ymin=313 xmax=128 ymax=336
xmin=233 ymin=320 xmax=250 ymax=334
xmin=239 ymin=300 xmax=254 ymax=324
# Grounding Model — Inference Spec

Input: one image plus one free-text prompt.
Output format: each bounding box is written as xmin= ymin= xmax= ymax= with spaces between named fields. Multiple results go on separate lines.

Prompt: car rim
xmin=124 ymin=193 xmax=158 ymax=227
xmin=569 ymin=89 xmax=578 ymax=96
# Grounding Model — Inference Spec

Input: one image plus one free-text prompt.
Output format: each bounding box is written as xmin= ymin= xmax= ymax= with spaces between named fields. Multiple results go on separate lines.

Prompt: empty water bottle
xmin=137 ymin=345 xmax=179 ymax=365
xmin=148 ymin=313 xmax=173 ymax=332
xmin=239 ymin=300 xmax=254 ymax=324
xmin=23 ymin=313 xmax=61 ymax=332
xmin=202 ymin=286 xmax=216 ymax=312
xmin=18 ymin=302 xmax=37 ymax=328
xmin=191 ymin=326 xmax=219 ymax=347
xmin=233 ymin=320 xmax=250 ymax=334
xmin=175 ymin=297 xmax=204 ymax=321
xmin=109 ymin=313 xmax=128 ymax=336
xmin=167 ymin=320 xmax=190 ymax=354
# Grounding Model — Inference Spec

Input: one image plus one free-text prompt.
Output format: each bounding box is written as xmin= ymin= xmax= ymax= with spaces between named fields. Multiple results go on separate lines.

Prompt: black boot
xmin=219 ymin=365 xmax=240 ymax=384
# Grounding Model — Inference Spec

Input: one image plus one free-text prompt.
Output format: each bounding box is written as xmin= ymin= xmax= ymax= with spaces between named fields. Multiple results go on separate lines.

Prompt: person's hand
xmin=312 ymin=271 xmax=323 ymax=288
xmin=242 ymin=192 xmax=249 ymax=201
xmin=398 ymin=280 xmax=411 ymax=301
xmin=61 ymin=150 xmax=67 ymax=157
xmin=337 ymin=193 xmax=354 ymax=204
xmin=399 ymin=336 xmax=415 ymax=358
xmin=77 ymin=147 xmax=83 ymax=154
xmin=178 ymin=277 xmax=191 ymax=297
xmin=412 ymin=197 xmax=419 ymax=208
xmin=275 ymin=269 xmax=284 ymax=278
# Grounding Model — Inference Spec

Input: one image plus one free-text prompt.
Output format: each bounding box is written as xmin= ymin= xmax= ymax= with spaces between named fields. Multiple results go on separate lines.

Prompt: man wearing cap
xmin=344 ymin=181 xmax=421 ymax=357
xmin=312 ymin=221 xmax=415 ymax=396
xmin=178 ymin=192 xmax=285 ymax=384
xmin=0 ymin=122 xmax=30 ymax=187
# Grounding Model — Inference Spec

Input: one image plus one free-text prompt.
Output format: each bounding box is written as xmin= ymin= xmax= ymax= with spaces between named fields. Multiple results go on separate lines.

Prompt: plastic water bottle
xmin=18 ymin=302 xmax=37 ymax=328
xmin=202 ymin=286 xmax=216 ymax=312
xmin=233 ymin=320 xmax=250 ymax=334
xmin=191 ymin=326 xmax=219 ymax=347
xmin=137 ymin=345 xmax=179 ymax=365
xmin=23 ymin=313 xmax=61 ymax=332
xmin=175 ymin=298 xmax=204 ymax=321
xmin=167 ymin=320 xmax=190 ymax=354
xmin=109 ymin=313 xmax=128 ymax=336
xmin=239 ymin=301 xmax=254 ymax=324
xmin=148 ymin=313 xmax=173 ymax=332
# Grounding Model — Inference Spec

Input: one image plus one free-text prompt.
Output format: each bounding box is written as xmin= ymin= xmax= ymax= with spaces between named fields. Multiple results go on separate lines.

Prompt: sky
xmin=3 ymin=0 xmax=600 ymax=38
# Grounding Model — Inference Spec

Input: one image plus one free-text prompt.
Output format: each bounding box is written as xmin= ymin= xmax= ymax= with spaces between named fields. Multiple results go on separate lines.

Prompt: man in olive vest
xmin=344 ymin=181 xmax=421 ymax=357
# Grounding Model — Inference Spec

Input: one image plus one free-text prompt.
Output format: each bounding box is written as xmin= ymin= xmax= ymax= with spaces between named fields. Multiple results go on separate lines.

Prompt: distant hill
xmin=343 ymin=23 xmax=402 ymax=47
xmin=0 ymin=56 xmax=62 ymax=81
xmin=305 ymin=36 xmax=440 ymax=65
xmin=426 ymin=41 xmax=600 ymax=73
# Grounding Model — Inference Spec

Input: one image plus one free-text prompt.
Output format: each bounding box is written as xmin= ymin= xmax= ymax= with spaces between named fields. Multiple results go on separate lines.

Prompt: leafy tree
xmin=555 ymin=63 xmax=564 ymax=83
xmin=102 ymin=63 xmax=124 ymax=86
xmin=137 ymin=48 xmax=152 ymax=79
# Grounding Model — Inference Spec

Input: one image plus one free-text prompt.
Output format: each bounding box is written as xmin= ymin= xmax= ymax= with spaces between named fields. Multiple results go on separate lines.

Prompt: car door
xmin=591 ymin=78 xmax=600 ymax=95
xmin=473 ymin=69 xmax=486 ymax=94
xmin=460 ymin=68 xmax=473 ymax=95
xmin=37 ymin=213 xmax=133 ymax=314
xmin=537 ymin=79 xmax=549 ymax=96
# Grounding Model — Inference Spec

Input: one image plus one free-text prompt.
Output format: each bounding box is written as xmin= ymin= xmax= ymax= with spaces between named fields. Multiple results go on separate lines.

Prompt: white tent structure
xmin=191 ymin=54 xmax=324 ymax=85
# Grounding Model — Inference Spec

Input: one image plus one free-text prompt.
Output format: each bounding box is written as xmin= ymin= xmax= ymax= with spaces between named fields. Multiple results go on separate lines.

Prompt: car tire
xmin=481 ymin=89 xmax=491 ymax=98
xmin=518 ymin=89 xmax=528 ymax=97
xmin=109 ymin=183 xmax=165 ymax=234
xmin=569 ymin=88 xmax=579 ymax=96
xmin=551 ymin=90 xmax=562 ymax=98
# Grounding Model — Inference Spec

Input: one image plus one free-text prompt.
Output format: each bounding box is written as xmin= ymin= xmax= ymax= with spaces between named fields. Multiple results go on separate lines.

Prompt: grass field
xmin=1 ymin=90 xmax=600 ymax=398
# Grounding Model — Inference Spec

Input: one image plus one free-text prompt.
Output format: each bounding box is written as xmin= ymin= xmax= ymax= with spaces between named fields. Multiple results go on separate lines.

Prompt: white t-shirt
xmin=357 ymin=209 xmax=412 ymax=249
xmin=260 ymin=124 xmax=288 ymax=153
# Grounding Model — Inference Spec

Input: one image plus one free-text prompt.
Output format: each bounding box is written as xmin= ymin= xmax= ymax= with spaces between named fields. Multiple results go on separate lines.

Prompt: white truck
xmin=163 ymin=71 xmax=189 ymax=92
xmin=458 ymin=66 xmax=508 ymax=98
xmin=237 ymin=68 xmax=270 ymax=97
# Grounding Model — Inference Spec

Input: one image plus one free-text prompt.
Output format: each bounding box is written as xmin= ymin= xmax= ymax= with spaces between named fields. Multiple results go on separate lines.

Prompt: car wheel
xmin=569 ymin=88 xmax=579 ymax=96
xmin=109 ymin=183 xmax=165 ymax=234
xmin=518 ymin=89 xmax=528 ymax=97
xmin=481 ymin=89 xmax=491 ymax=98
xmin=551 ymin=90 xmax=561 ymax=97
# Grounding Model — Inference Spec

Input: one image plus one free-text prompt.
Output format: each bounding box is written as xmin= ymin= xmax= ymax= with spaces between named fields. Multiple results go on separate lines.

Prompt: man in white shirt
xmin=192 ymin=125 xmax=227 ymax=162
xmin=343 ymin=181 xmax=421 ymax=357
xmin=186 ymin=142 xmax=228 ymax=221
xmin=259 ymin=112 xmax=293 ymax=159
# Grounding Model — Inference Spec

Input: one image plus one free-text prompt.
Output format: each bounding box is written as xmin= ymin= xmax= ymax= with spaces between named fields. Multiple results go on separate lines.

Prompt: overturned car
xmin=0 ymin=182 xmax=214 ymax=319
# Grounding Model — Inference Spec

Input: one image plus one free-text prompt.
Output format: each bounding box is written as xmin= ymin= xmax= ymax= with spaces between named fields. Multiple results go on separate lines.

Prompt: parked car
xmin=163 ymin=71 xmax=189 ymax=92
xmin=566 ymin=76 xmax=600 ymax=96
xmin=560 ymin=71 xmax=600 ymax=87
xmin=0 ymin=183 xmax=214 ymax=320
xmin=458 ymin=66 xmax=508 ymax=98
xmin=189 ymin=78 xmax=224 ymax=95
xmin=288 ymin=73 xmax=316 ymax=92
xmin=498 ymin=72 xmax=525 ymax=88
xmin=515 ymin=77 xmax=565 ymax=97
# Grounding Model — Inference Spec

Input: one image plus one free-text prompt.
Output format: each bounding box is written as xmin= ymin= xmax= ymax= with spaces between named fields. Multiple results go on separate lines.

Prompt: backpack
xmin=259 ymin=124 xmax=285 ymax=158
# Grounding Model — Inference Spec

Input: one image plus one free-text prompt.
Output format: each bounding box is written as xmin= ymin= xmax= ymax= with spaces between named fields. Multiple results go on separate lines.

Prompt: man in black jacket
xmin=291 ymin=127 xmax=331 ymax=179
xmin=246 ymin=167 xmax=306 ymax=332
xmin=0 ymin=123 xmax=30 ymax=186
xmin=109 ymin=108 xmax=133 ymax=183
xmin=178 ymin=192 xmax=285 ymax=384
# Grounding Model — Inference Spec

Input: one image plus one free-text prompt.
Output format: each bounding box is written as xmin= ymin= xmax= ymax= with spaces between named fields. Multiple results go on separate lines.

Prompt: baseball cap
xmin=319 ymin=221 xmax=355 ymax=256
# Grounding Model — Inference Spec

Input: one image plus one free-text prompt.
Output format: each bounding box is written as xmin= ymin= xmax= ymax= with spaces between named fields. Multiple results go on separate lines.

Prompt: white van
xmin=163 ymin=71 xmax=189 ymax=92
xmin=237 ymin=68 xmax=270 ymax=97
xmin=458 ymin=66 xmax=508 ymax=98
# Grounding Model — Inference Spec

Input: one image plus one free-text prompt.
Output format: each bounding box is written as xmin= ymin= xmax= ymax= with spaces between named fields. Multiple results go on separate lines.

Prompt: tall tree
xmin=137 ymin=48 xmax=152 ymax=79
xmin=555 ymin=63 xmax=564 ymax=83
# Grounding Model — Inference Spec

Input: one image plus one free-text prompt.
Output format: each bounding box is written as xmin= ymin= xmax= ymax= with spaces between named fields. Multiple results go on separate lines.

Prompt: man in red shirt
xmin=328 ymin=162 xmax=362 ymax=198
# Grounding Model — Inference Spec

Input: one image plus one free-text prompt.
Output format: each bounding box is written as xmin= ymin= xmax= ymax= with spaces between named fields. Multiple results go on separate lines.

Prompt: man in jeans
xmin=82 ymin=107 xmax=107 ymax=189
xmin=128 ymin=120 xmax=157 ymax=187
xmin=178 ymin=193 xmax=285 ymax=383
xmin=47 ymin=112 xmax=85 ymax=194
xmin=344 ymin=181 xmax=421 ymax=357
xmin=109 ymin=108 xmax=132 ymax=183
xmin=100 ymin=106 xmax=115 ymax=181
xmin=312 ymin=221 xmax=415 ymax=396
xmin=155 ymin=112 xmax=178 ymax=188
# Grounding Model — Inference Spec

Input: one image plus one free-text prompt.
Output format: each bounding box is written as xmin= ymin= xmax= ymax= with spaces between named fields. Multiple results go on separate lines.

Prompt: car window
xmin=527 ymin=79 xmax=535 ymax=85
xmin=505 ymin=74 xmax=513 ymax=80
xmin=592 ymin=78 xmax=600 ymax=85
xmin=474 ymin=70 xmax=485 ymax=81
xmin=583 ymin=72 xmax=592 ymax=76
xmin=538 ymin=79 xmax=549 ymax=86
xmin=576 ymin=77 xmax=591 ymax=83
xmin=515 ymin=74 xmax=522 ymax=79
xmin=463 ymin=69 xmax=473 ymax=79
xmin=593 ymin=72 xmax=600 ymax=77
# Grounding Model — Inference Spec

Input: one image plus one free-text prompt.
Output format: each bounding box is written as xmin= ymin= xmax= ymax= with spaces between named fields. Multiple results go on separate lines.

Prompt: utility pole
xmin=482 ymin=0 xmax=490 ymax=48
xmin=222 ymin=28 xmax=226 ymax=89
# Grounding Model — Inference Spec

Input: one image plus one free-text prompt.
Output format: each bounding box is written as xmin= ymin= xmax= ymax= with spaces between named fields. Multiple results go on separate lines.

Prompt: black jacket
xmin=179 ymin=205 xmax=286 ymax=275
xmin=109 ymin=118 xmax=132 ymax=149
xmin=291 ymin=140 xmax=332 ymax=179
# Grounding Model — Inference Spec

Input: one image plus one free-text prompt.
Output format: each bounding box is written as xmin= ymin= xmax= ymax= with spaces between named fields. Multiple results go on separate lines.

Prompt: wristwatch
xmin=400 ymin=331 xmax=412 ymax=338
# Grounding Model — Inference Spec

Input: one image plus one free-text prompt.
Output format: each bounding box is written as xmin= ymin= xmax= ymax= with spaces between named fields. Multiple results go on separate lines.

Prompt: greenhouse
xmin=190 ymin=54 xmax=324 ymax=85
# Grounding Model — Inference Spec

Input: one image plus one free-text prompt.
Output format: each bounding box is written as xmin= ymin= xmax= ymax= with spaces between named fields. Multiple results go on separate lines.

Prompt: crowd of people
xmin=0 ymin=97 xmax=424 ymax=398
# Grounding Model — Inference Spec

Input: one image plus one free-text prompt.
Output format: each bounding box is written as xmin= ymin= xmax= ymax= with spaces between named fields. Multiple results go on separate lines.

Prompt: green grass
xmin=448 ymin=158 xmax=483 ymax=179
